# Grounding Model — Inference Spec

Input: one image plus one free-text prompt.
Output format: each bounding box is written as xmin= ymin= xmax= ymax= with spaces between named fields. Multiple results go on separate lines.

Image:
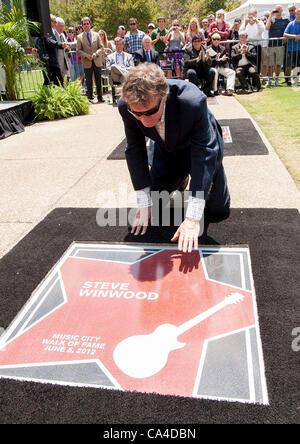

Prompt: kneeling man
xmin=118 ymin=64 xmax=230 ymax=252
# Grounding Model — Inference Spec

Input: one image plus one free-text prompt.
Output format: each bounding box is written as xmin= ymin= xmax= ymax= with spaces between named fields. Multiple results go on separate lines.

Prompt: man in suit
xmin=76 ymin=17 xmax=105 ymax=102
xmin=43 ymin=14 xmax=68 ymax=86
xmin=133 ymin=35 xmax=160 ymax=66
xmin=106 ymin=37 xmax=134 ymax=84
xmin=55 ymin=17 xmax=71 ymax=83
xmin=231 ymin=31 xmax=261 ymax=92
xmin=183 ymin=34 xmax=216 ymax=97
xmin=118 ymin=63 xmax=230 ymax=253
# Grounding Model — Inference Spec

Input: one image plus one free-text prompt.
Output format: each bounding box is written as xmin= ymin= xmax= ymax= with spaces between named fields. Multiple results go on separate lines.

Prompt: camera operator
xmin=265 ymin=5 xmax=289 ymax=86
xmin=240 ymin=8 xmax=265 ymax=73
xmin=165 ymin=20 xmax=186 ymax=78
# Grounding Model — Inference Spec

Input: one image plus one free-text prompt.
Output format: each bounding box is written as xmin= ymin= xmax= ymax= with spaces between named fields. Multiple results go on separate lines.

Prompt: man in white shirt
xmin=106 ymin=37 xmax=134 ymax=84
xmin=240 ymin=8 xmax=265 ymax=73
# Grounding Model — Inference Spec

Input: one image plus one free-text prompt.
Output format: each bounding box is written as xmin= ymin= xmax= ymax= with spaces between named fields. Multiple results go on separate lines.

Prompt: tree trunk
xmin=5 ymin=65 xmax=17 ymax=101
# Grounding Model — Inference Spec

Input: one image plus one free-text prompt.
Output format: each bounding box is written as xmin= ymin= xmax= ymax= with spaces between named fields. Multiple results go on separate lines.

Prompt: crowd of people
xmin=40 ymin=4 xmax=300 ymax=101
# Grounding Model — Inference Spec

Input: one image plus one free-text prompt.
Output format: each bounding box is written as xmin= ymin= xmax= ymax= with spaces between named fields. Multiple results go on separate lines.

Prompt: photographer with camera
xmin=240 ymin=8 xmax=265 ymax=73
xmin=265 ymin=5 xmax=289 ymax=86
xmin=165 ymin=20 xmax=186 ymax=78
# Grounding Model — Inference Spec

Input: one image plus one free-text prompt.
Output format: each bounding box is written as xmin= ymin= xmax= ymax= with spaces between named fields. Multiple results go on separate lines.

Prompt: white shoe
xmin=292 ymin=77 xmax=299 ymax=87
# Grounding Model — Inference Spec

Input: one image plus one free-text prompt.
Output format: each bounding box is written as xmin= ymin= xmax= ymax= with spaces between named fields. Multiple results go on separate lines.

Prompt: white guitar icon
xmin=113 ymin=293 xmax=245 ymax=379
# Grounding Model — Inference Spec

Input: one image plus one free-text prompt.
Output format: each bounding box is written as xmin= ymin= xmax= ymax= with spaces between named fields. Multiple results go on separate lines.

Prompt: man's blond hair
xmin=121 ymin=63 xmax=169 ymax=106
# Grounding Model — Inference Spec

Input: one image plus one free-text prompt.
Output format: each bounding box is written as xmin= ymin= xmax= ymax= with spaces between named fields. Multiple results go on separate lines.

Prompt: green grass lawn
xmin=17 ymin=69 xmax=44 ymax=100
xmin=235 ymin=85 xmax=300 ymax=190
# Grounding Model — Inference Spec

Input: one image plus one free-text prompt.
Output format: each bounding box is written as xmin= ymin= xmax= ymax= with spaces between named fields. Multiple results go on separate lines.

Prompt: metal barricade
xmin=159 ymin=50 xmax=185 ymax=78
xmin=210 ymin=37 xmax=299 ymax=82
xmin=14 ymin=36 xmax=300 ymax=99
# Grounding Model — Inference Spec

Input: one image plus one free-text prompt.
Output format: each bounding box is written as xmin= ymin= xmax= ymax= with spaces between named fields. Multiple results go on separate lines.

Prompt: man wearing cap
xmin=147 ymin=23 xmax=155 ymax=36
xmin=117 ymin=25 xmax=126 ymax=38
xmin=229 ymin=19 xmax=242 ymax=55
xmin=229 ymin=18 xmax=242 ymax=41
xmin=151 ymin=17 xmax=168 ymax=57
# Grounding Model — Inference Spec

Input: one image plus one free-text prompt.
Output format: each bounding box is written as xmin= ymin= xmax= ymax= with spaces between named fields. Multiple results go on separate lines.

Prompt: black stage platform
xmin=0 ymin=100 xmax=35 ymax=140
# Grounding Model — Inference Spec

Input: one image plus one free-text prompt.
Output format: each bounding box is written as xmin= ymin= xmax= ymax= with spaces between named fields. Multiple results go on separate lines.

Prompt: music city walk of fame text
xmin=42 ymin=333 xmax=106 ymax=355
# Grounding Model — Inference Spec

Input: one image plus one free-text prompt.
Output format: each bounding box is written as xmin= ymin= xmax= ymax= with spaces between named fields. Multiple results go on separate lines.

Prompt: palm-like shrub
xmin=33 ymin=80 xmax=90 ymax=121
xmin=0 ymin=1 xmax=36 ymax=100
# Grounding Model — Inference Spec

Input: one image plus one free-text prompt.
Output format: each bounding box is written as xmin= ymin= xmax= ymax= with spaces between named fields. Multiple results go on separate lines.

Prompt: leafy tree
xmin=50 ymin=0 xmax=158 ymax=38
xmin=104 ymin=0 xmax=158 ymax=36
xmin=0 ymin=0 xmax=37 ymax=100
xmin=49 ymin=0 xmax=241 ymax=37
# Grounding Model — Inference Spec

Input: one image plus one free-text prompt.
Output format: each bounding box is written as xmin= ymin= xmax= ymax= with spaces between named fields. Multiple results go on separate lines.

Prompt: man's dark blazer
xmin=43 ymin=29 xmax=64 ymax=68
xmin=183 ymin=45 xmax=209 ymax=77
xmin=133 ymin=48 xmax=160 ymax=66
xmin=118 ymin=79 xmax=224 ymax=199
xmin=231 ymin=43 xmax=257 ymax=70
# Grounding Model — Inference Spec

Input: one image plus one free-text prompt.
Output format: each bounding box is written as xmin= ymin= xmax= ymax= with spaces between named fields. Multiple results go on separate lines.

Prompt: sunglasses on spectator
xmin=212 ymin=37 xmax=220 ymax=40
xmin=130 ymin=23 xmax=137 ymax=26
xmin=127 ymin=98 xmax=162 ymax=117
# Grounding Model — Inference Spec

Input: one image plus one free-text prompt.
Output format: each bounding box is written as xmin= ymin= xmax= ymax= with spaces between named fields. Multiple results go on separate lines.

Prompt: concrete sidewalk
xmin=0 ymin=94 xmax=299 ymax=258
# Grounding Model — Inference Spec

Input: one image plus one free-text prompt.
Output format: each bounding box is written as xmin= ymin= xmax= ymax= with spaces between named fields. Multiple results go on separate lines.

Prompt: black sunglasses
xmin=128 ymin=98 xmax=162 ymax=117
xmin=129 ymin=23 xmax=137 ymax=26
xmin=212 ymin=38 xmax=220 ymax=40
